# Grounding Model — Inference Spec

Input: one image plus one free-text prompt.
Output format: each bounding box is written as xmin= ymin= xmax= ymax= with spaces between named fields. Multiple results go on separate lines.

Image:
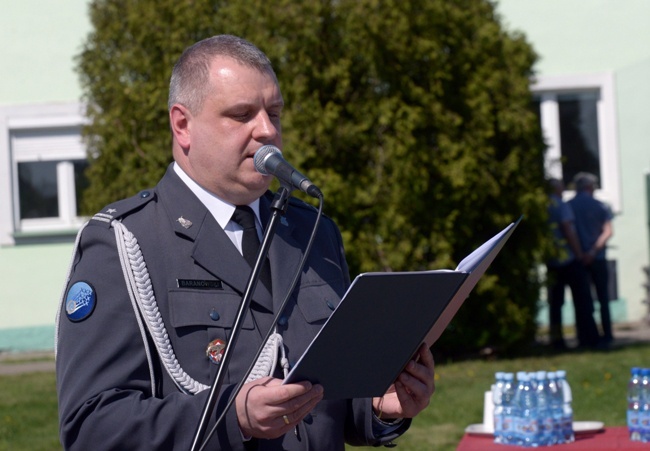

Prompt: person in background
xmin=55 ymin=34 xmax=435 ymax=450
xmin=569 ymin=172 xmax=615 ymax=346
xmin=546 ymin=178 xmax=600 ymax=349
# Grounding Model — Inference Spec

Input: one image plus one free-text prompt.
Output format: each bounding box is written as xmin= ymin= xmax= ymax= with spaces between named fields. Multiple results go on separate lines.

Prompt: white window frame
xmin=0 ymin=102 xmax=88 ymax=246
xmin=531 ymin=72 xmax=621 ymax=213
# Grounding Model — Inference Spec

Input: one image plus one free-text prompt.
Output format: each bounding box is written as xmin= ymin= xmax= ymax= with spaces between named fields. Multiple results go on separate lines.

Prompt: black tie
xmin=231 ymin=205 xmax=272 ymax=292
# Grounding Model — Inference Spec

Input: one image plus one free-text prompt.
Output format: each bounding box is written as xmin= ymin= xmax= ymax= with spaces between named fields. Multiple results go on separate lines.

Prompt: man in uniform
xmin=56 ymin=35 xmax=435 ymax=450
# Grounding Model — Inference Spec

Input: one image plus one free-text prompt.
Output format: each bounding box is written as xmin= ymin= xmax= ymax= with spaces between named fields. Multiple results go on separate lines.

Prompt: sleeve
xmin=55 ymin=222 xmax=246 ymax=451
xmin=559 ymin=201 xmax=575 ymax=224
xmin=604 ymin=203 xmax=614 ymax=221
xmin=325 ymin=218 xmax=413 ymax=446
xmin=345 ymin=398 xmax=412 ymax=446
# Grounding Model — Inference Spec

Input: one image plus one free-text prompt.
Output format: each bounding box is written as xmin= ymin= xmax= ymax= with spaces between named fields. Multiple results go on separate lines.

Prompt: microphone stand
xmin=190 ymin=185 xmax=292 ymax=451
xmin=196 ymin=189 xmax=325 ymax=451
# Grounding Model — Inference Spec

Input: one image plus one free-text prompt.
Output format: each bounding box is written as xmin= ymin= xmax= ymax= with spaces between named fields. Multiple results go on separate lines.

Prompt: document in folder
xmin=283 ymin=217 xmax=521 ymax=400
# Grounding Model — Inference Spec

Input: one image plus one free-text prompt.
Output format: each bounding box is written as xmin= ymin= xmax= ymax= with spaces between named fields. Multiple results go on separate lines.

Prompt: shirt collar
xmin=173 ymin=162 xmax=261 ymax=230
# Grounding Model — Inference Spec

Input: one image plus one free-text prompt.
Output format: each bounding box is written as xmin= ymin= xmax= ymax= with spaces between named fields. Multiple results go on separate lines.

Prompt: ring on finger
xmin=282 ymin=414 xmax=290 ymax=425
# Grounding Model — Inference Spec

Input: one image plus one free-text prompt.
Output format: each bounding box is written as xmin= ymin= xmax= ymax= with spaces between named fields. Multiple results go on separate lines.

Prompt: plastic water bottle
xmin=514 ymin=371 xmax=539 ymax=446
xmin=501 ymin=372 xmax=517 ymax=445
xmin=556 ymin=370 xmax=575 ymax=443
xmin=640 ymin=368 xmax=650 ymax=442
xmin=547 ymin=371 xmax=564 ymax=444
xmin=492 ymin=372 xmax=505 ymax=443
xmin=535 ymin=371 xmax=554 ymax=446
xmin=628 ymin=367 xmax=642 ymax=441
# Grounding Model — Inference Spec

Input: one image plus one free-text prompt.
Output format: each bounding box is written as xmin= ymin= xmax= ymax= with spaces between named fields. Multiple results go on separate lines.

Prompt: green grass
xmin=0 ymin=371 xmax=61 ymax=451
xmin=2 ymin=343 xmax=649 ymax=450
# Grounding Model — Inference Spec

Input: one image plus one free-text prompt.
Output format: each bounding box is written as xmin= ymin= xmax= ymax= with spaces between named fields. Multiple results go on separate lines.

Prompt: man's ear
xmin=170 ymin=104 xmax=191 ymax=150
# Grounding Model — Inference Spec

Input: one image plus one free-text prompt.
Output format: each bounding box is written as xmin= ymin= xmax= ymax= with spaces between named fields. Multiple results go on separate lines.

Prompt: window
xmin=532 ymin=73 xmax=620 ymax=212
xmin=0 ymin=103 xmax=88 ymax=245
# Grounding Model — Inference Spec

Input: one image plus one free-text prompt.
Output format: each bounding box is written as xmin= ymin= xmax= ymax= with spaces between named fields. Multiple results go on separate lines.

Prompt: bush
xmin=78 ymin=0 xmax=552 ymax=358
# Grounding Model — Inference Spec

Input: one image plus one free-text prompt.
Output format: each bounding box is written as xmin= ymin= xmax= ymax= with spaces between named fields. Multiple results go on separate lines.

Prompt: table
xmin=456 ymin=426 xmax=650 ymax=450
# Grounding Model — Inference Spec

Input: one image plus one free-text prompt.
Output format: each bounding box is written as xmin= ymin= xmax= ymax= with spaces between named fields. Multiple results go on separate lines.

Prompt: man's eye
xmin=231 ymin=112 xmax=250 ymax=122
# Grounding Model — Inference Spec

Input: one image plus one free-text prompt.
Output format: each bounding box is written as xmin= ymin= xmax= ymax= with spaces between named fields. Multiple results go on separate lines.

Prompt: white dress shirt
xmin=173 ymin=162 xmax=263 ymax=254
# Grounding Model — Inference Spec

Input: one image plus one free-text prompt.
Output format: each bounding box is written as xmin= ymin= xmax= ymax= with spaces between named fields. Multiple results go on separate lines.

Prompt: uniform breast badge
xmin=206 ymin=338 xmax=227 ymax=365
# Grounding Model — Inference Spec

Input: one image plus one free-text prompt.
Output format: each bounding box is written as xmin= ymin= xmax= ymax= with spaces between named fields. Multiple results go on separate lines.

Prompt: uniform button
xmin=140 ymin=191 xmax=151 ymax=198
xmin=278 ymin=316 xmax=288 ymax=327
xmin=326 ymin=299 xmax=335 ymax=310
xmin=210 ymin=309 xmax=220 ymax=321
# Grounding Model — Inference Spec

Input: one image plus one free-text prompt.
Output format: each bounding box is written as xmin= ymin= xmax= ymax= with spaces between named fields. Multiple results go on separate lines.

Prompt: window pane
xmin=73 ymin=160 xmax=90 ymax=216
xmin=18 ymin=161 xmax=59 ymax=219
xmin=558 ymin=92 xmax=600 ymax=186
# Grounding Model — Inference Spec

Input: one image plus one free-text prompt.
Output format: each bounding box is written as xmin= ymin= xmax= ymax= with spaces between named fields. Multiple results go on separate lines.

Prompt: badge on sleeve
xmin=65 ymin=281 xmax=97 ymax=322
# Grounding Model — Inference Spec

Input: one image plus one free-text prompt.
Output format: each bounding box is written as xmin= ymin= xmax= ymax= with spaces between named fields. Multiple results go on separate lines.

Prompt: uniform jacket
xmin=56 ymin=165 xmax=409 ymax=450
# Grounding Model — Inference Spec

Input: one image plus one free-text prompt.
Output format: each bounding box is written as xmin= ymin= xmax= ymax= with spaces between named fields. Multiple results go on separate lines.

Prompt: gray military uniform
xmin=56 ymin=165 xmax=409 ymax=450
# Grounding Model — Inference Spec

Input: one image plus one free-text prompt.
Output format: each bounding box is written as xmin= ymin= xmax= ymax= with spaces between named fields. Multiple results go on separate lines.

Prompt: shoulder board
xmin=262 ymin=190 xmax=319 ymax=213
xmin=285 ymin=194 xmax=336 ymax=223
xmin=89 ymin=189 xmax=156 ymax=228
xmin=287 ymin=196 xmax=319 ymax=213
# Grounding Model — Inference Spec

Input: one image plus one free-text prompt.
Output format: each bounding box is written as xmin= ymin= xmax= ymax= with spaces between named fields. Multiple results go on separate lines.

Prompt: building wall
xmin=0 ymin=1 xmax=91 ymax=104
xmin=1 ymin=0 xmax=649 ymax=352
xmin=497 ymin=0 xmax=650 ymax=322
xmin=0 ymin=1 xmax=91 ymax=352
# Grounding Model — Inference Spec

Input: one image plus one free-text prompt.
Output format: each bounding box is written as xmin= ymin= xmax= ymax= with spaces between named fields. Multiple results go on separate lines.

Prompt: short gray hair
xmin=573 ymin=172 xmax=599 ymax=191
xmin=168 ymin=35 xmax=276 ymax=113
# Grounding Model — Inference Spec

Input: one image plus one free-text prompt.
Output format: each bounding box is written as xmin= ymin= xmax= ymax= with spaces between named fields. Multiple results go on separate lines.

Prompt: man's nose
xmin=253 ymin=111 xmax=279 ymax=140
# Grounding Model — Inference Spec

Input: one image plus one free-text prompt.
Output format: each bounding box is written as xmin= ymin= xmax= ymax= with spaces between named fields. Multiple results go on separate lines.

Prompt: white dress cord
xmin=112 ymin=220 xmax=286 ymax=392
xmin=113 ymin=220 xmax=209 ymax=394
xmin=56 ymin=216 xmax=286 ymax=395
xmin=245 ymin=329 xmax=290 ymax=383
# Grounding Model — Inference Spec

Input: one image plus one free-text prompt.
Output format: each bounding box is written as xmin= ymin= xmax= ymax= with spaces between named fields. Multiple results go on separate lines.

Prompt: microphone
xmin=254 ymin=145 xmax=322 ymax=198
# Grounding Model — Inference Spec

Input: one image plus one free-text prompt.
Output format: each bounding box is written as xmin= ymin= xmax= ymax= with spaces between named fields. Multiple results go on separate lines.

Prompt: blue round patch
xmin=65 ymin=281 xmax=97 ymax=322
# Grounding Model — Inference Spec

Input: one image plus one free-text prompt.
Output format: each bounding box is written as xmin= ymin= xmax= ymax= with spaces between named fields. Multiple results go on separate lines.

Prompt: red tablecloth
xmin=456 ymin=426 xmax=650 ymax=450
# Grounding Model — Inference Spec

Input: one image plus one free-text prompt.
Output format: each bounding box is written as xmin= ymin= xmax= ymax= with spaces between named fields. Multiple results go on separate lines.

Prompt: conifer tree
xmin=78 ymin=0 xmax=550 ymax=356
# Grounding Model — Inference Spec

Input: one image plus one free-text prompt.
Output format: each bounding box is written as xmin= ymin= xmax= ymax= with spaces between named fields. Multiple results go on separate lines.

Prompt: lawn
xmin=1 ymin=342 xmax=648 ymax=450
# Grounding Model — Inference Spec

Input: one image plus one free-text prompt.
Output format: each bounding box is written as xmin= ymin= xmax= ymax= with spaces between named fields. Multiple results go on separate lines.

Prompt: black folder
xmin=283 ymin=217 xmax=521 ymax=400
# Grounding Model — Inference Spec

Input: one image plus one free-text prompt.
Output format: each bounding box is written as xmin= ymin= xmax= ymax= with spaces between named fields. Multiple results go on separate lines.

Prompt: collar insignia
xmin=177 ymin=216 xmax=193 ymax=229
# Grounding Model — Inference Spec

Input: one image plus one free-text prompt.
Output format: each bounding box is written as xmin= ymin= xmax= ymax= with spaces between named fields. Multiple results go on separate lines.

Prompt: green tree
xmin=78 ymin=0 xmax=551 ymax=357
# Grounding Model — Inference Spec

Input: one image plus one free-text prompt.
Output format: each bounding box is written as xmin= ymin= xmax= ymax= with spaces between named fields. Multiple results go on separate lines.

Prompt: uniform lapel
xmin=158 ymin=167 xmax=274 ymax=312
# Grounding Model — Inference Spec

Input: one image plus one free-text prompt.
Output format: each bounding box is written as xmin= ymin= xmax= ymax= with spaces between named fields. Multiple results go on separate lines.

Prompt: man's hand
xmin=236 ymin=377 xmax=324 ymax=439
xmin=372 ymin=343 xmax=435 ymax=420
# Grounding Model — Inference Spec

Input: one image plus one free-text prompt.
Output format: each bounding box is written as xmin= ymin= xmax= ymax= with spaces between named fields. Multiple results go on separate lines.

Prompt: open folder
xmin=283 ymin=216 xmax=521 ymax=400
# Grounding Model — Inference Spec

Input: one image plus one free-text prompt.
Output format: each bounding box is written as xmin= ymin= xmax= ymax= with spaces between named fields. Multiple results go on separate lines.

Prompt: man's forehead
xmin=208 ymin=55 xmax=276 ymax=82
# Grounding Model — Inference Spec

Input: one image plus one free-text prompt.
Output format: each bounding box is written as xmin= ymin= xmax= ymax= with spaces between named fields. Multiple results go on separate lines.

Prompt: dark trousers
xmin=547 ymin=260 xmax=600 ymax=347
xmin=585 ymin=259 xmax=613 ymax=341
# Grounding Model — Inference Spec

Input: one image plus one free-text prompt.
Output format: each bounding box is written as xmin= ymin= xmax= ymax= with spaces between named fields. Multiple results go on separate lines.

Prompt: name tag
xmin=176 ymin=279 xmax=223 ymax=290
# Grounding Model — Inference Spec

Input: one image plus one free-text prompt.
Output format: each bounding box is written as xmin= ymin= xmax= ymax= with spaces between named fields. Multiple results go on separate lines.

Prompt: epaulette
xmin=285 ymin=194 xmax=337 ymax=223
xmin=287 ymin=195 xmax=319 ymax=213
xmin=262 ymin=190 xmax=318 ymax=213
xmin=89 ymin=189 xmax=157 ymax=228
